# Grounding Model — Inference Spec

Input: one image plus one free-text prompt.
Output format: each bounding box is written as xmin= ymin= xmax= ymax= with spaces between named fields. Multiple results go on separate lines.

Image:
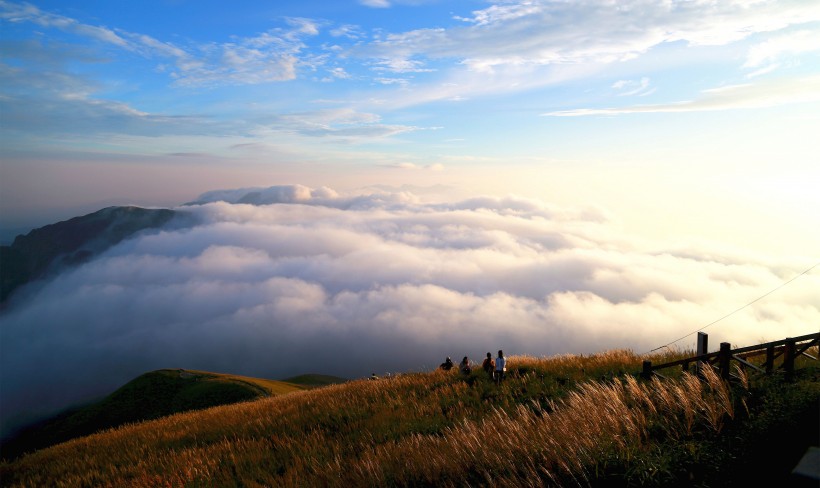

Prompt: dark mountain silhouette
xmin=0 ymin=206 xmax=177 ymax=304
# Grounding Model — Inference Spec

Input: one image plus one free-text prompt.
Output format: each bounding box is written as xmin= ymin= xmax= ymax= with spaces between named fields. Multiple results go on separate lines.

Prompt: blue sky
xmin=1 ymin=0 xmax=819 ymax=252
xmin=2 ymin=1 xmax=820 ymax=428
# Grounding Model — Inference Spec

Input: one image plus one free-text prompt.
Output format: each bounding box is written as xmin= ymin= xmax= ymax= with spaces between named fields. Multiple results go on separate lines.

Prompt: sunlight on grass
xmin=2 ymin=347 xmax=817 ymax=487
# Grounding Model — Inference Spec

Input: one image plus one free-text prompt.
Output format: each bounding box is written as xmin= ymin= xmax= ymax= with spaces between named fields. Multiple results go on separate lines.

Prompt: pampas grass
xmin=3 ymin=346 xmax=816 ymax=487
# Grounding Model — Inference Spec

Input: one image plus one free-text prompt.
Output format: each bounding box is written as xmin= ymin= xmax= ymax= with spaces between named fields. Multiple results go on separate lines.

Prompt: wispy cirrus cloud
xmin=543 ymin=76 xmax=820 ymax=117
xmin=0 ymin=1 xmax=320 ymax=87
xmin=347 ymin=0 xmax=820 ymax=108
xmin=0 ymin=65 xmax=415 ymax=148
xmin=5 ymin=0 xmax=819 ymax=104
xmin=363 ymin=0 xmax=820 ymax=72
xmin=0 ymin=49 xmax=221 ymax=138
xmin=371 ymin=57 xmax=435 ymax=73
xmin=256 ymin=108 xmax=421 ymax=142
xmin=359 ymin=0 xmax=391 ymax=8
xmin=0 ymin=0 xmax=129 ymax=47
xmin=613 ymin=77 xmax=655 ymax=97
xmin=358 ymin=0 xmax=436 ymax=8
xmin=743 ymin=29 xmax=820 ymax=78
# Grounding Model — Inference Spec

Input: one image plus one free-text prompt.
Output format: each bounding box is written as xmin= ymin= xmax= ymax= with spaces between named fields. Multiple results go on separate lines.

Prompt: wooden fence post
xmin=765 ymin=345 xmax=774 ymax=374
xmin=719 ymin=342 xmax=731 ymax=380
xmin=784 ymin=338 xmax=796 ymax=381
xmin=697 ymin=332 xmax=708 ymax=377
xmin=642 ymin=360 xmax=652 ymax=380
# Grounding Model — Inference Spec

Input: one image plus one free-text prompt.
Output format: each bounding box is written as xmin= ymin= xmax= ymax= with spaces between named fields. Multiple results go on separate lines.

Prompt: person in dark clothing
xmin=482 ymin=352 xmax=495 ymax=378
xmin=459 ymin=356 xmax=472 ymax=375
xmin=440 ymin=357 xmax=454 ymax=371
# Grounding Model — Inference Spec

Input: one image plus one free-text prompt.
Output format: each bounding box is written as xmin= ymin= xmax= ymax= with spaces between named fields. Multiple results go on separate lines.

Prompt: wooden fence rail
xmin=641 ymin=332 xmax=819 ymax=381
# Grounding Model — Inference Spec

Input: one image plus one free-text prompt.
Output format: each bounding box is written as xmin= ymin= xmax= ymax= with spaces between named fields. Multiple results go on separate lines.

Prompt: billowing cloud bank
xmin=2 ymin=185 xmax=818 ymax=432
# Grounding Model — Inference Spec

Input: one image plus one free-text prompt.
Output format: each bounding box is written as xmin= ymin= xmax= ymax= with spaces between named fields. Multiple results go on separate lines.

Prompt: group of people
xmin=440 ymin=350 xmax=507 ymax=383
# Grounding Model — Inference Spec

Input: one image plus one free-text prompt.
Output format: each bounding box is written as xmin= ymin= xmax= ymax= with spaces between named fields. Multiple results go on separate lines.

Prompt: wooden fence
xmin=641 ymin=331 xmax=820 ymax=381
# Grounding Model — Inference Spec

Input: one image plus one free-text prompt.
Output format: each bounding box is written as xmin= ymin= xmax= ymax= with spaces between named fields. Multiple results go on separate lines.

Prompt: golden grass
xmin=321 ymin=367 xmax=737 ymax=487
xmin=4 ymin=347 xmax=799 ymax=487
xmin=179 ymin=369 xmax=305 ymax=396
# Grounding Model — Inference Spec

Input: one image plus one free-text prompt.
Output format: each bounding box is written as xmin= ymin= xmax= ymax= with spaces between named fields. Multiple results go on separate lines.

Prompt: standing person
xmin=459 ymin=356 xmax=472 ymax=375
xmin=495 ymin=350 xmax=506 ymax=384
xmin=482 ymin=352 xmax=495 ymax=378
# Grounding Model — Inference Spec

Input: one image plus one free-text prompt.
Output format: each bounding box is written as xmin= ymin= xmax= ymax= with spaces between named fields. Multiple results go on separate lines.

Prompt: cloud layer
xmin=2 ymin=185 xmax=817 ymax=434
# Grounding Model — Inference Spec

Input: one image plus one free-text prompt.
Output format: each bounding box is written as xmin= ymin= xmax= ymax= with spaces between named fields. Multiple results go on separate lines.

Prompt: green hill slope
xmin=1 ymin=369 xmax=303 ymax=459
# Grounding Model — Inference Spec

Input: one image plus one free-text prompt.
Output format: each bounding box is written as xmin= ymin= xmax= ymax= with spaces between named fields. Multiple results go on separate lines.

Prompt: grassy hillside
xmin=282 ymin=373 xmax=348 ymax=388
xmin=1 ymin=369 xmax=304 ymax=459
xmin=1 ymin=349 xmax=817 ymax=487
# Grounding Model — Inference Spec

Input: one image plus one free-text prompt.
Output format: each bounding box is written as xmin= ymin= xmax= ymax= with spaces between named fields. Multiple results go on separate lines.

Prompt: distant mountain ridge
xmin=0 ymin=206 xmax=177 ymax=304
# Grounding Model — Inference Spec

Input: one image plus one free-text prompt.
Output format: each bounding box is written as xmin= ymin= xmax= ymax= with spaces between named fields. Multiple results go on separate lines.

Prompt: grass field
xmin=1 ymin=348 xmax=817 ymax=487
xmin=1 ymin=369 xmax=305 ymax=460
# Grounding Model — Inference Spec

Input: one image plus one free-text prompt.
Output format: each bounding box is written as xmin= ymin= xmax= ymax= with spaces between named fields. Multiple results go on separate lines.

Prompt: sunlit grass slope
xmin=1 ymin=369 xmax=304 ymax=459
xmin=281 ymin=373 xmax=348 ymax=388
xmin=2 ymin=349 xmax=817 ymax=487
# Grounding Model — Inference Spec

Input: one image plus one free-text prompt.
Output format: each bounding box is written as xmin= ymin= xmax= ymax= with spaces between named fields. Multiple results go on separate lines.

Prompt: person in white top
xmin=494 ymin=350 xmax=506 ymax=384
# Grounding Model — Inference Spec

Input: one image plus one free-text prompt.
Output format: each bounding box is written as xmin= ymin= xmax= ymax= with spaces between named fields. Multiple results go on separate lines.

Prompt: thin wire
xmin=646 ymin=260 xmax=820 ymax=354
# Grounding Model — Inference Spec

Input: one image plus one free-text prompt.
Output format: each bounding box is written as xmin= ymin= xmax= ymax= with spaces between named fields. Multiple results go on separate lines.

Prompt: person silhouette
xmin=494 ymin=350 xmax=506 ymax=384
xmin=482 ymin=352 xmax=495 ymax=378
xmin=459 ymin=356 xmax=472 ymax=375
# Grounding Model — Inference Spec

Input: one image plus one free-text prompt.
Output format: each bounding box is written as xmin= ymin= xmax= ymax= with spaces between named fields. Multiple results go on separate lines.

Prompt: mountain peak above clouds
xmin=1 ymin=206 xmax=177 ymax=304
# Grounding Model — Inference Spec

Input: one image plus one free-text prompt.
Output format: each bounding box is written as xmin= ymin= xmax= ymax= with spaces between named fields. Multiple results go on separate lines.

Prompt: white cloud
xmin=360 ymin=0 xmax=391 ymax=8
xmin=6 ymin=0 xmax=818 ymax=105
xmin=347 ymin=0 xmax=820 ymax=106
xmin=743 ymin=29 xmax=820 ymax=76
xmin=455 ymin=2 xmax=541 ymax=26
xmin=0 ymin=0 xmax=130 ymax=48
xmin=612 ymin=77 xmax=654 ymax=97
xmin=379 ymin=162 xmax=443 ymax=171
xmin=364 ymin=0 xmax=820 ymax=71
xmin=0 ymin=57 xmax=222 ymax=137
xmin=284 ymin=17 xmax=321 ymax=37
xmin=543 ymin=76 xmax=820 ymax=116
xmin=0 ymin=1 xmax=319 ymax=87
xmin=331 ymin=24 xmax=365 ymax=39
xmin=257 ymin=108 xmax=421 ymax=141
xmin=372 ymin=57 xmax=436 ymax=73
xmin=2 ymin=185 xmax=817 ymax=432
xmin=165 ymin=28 xmax=311 ymax=86
xmin=359 ymin=0 xmax=437 ymax=7
xmin=328 ymin=67 xmax=351 ymax=79
xmin=375 ymin=77 xmax=410 ymax=86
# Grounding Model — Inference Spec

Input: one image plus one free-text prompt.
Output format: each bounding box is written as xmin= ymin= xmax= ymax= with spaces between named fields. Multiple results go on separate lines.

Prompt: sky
xmin=0 ymin=0 xmax=818 ymax=249
xmin=1 ymin=1 xmax=819 ymax=433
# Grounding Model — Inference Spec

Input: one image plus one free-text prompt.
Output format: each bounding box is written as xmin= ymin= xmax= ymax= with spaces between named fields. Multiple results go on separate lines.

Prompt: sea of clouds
xmin=2 ymin=185 xmax=818 ymax=434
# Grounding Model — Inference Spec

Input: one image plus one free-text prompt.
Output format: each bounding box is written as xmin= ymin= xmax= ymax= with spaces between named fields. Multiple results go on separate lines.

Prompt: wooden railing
xmin=641 ymin=332 xmax=819 ymax=381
